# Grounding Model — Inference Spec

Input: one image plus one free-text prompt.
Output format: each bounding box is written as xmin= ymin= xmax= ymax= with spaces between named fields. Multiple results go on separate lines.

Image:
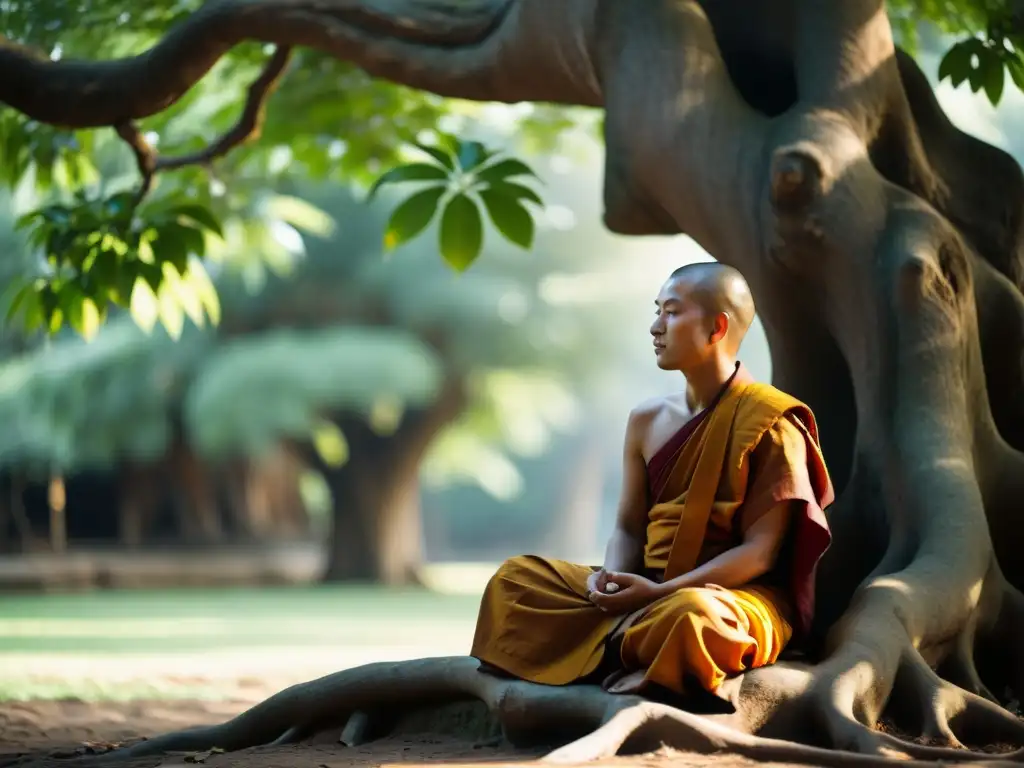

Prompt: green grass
xmin=0 ymin=585 xmax=482 ymax=654
xmin=0 ymin=584 xmax=485 ymax=702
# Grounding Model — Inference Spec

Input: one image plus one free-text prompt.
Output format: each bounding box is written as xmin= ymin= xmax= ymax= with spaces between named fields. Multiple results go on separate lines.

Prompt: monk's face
xmin=650 ymin=278 xmax=719 ymax=371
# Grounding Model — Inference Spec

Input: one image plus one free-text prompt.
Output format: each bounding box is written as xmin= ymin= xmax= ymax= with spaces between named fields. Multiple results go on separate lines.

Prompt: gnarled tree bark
xmin=4 ymin=0 xmax=1024 ymax=764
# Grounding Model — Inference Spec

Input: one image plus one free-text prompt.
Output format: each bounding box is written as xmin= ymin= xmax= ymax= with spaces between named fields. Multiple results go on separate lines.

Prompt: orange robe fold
xmin=470 ymin=371 xmax=834 ymax=696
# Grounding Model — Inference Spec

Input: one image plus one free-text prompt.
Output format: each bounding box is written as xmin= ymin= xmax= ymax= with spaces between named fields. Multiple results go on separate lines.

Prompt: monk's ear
xmin=708 ymin=312 xmax=729 ymax=344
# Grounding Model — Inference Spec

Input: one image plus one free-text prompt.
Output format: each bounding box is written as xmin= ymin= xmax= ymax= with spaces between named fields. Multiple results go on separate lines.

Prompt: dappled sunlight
xmin=419 ymin=562 xmax=500 ymax=594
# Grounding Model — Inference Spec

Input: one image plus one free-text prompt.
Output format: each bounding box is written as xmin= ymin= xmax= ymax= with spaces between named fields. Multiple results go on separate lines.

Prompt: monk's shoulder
xmin=732 ymin=383 xmax=820 ymax=452
xmin=628 ymin=393 xmax=689 ymax=445
xmin=628 ymin=392 xmax=684 ymax=423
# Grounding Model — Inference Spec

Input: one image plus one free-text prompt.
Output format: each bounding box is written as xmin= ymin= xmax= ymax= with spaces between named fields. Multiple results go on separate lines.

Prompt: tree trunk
xmin=0 ymin=472 xmax=31 ymax=554
xmin=46 ymin=474 xmax=66 ymax=554
xmin=323 ymin=450 xmax=423 ymax=584
xmin=319 ymin=377 xmax=466 ymax=585
xmin=8 ymin=0 xmax=1024 ymax=762
xmin=168 ymin=435 xmax=224 ymax=543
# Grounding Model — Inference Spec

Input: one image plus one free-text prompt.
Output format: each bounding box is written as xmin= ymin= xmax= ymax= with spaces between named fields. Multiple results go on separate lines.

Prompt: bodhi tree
xmin=5 ymin=0 xmax=1024 ymax=765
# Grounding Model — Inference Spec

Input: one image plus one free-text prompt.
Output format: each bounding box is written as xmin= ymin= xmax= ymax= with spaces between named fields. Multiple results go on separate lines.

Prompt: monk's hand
xmin=585 ymin=568 xmax=610 ymax=598
xmin=588 ymin=571 xmax=662 ymax=614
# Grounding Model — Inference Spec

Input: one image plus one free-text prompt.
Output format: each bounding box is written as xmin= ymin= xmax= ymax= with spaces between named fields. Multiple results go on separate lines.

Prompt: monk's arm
xmin=600 ymin=408 xmax=651 ymax=574
xmin=655 ymin=501 xmax=794 ymax=593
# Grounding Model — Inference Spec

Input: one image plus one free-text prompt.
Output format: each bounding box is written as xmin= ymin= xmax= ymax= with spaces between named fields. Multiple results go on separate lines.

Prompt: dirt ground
xmin=0 ymin=691 xmax=821 ymax=768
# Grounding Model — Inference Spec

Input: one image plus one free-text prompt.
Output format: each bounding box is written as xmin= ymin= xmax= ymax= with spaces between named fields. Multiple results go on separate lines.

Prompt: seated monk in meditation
xmin=470 ymin=263 xmax=834 ymax=700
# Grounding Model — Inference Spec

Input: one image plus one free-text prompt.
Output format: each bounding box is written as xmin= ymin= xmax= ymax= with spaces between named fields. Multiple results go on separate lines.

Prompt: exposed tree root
xmin=15 ymin=657 xmax=636 ymax=764
xmin=940 ymin=614 xmax=1000 ymax=707
xmin=9 ymin=655 xmax=1023 ymax=768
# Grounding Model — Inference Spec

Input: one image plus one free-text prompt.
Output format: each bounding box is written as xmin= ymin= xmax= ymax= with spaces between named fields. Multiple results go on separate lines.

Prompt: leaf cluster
xmin=370 ymin=133 xmax=544 ymax=272
xmin=6 ymin=190 xmax=221 ymax=340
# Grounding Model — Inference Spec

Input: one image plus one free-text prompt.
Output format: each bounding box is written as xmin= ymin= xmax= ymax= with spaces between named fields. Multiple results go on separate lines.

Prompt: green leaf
xmin=439 ymin=193 xmax=483 ymax=272
xmin=172 ymin=204 xmax=224 ymax=238
xmin=158 ymin=282 xmax=186 ymax=340
xmin=1009 ymin=55 xmax=1024 ymax=92
xmin=20 ymin=289 xmax=45 ymax=334
xmin=138 ymin=261 xmax=163 ymax=291
xmin=78 ymin=297 xmax=101 ymax=341
xmin=47 ymin=306 xmax=64 ymax=335
xmin=150 ymin=225 xmax=191 ymax=273
xmin=62 ymin=286 xmax=85 ymax=336
xmin=983 ymin=56 xmax=1005 ymax=104
xmin=138 ymin=237 xmax=156 ymax=264
xmin=482 ymin=180 xmax=544 ymax=207
xmin=4 ymin=282 xmax=34 ymax=324
xmin=163 ymin=261 xmax=205 ymax=328
xmin=479 ymin=188 xmax=534 ymax=250
xmin=130 ymin=277 xmax=159 ymax=334
xmin=88 ymin=248 xmax=118 ymax=297
xmin=367 ymin=163 xmax=450 ymax=200
xmin=475 ymin=158 xmax=539 ymax=185
xmin=434 ymin=132 xmax=462 ymax=158
xmin=383 ymin=185 xmax=446 ymax=250
xmin=967 ymin=63 xmax=985 ymax=92
xmin=414 ymin=142 xmax=456 ymax=171
xmin=938 ymin=41 xmax=972 ymax=86
xmin=262 ymin=195 xmax=336 ymax=237
xmin=457 ymin=140 xmax=488 ymax=171
xmin=186 ymin=259 xmax=221 ymax=325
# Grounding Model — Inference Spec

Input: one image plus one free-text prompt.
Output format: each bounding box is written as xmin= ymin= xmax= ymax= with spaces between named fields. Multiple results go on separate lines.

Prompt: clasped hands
xmin=585 ymin=567 xmax=664 ymax=614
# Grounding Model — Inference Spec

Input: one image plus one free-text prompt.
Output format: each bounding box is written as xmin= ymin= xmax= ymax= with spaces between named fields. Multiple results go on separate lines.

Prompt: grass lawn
xmin=0 ymin=575 xmax=489 ymax=702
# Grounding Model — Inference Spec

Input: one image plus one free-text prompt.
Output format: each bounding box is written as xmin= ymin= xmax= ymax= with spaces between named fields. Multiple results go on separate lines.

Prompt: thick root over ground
xmin=9 ymin=654 xmax=1024 ymax=768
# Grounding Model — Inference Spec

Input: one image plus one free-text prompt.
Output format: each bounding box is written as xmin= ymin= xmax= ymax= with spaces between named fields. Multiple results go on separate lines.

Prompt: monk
xmin=470 ymin=263 xmax=834 ymax=700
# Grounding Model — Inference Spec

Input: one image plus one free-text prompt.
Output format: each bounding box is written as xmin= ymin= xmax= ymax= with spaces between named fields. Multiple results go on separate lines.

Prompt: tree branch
xmin=114 ymin=45 xmax=293 ymax=203
xmin=0 ymin=0 xmax=601 ymax=130
xmin=596 ymin=1 xmax=768 ymax=266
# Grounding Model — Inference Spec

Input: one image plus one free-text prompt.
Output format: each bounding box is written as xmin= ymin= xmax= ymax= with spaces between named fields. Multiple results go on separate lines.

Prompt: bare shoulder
xmin=628 ymin=392 xmax=685 ymax=426
xmin=628 ymin=394 xmax=667 ymax=423
xmin=627 ymin=392 xmax=691 ymax=458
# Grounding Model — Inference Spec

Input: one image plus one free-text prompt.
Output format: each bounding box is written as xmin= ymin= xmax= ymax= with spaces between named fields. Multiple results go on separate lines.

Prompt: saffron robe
xmin=470 ymin=371 xmax=834 ymax=696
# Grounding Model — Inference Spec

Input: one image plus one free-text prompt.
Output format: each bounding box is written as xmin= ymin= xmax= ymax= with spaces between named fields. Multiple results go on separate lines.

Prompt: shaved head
xmin=668 ymin=262 xmax=755 ymax=348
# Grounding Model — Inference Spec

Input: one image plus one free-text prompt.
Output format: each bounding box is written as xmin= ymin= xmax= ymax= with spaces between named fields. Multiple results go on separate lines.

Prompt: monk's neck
xmin=684 ymin=359 xmax=740 ymax=410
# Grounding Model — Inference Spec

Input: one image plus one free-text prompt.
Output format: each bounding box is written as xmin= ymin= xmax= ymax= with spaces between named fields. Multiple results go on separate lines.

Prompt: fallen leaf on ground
xmin=184 ymin=747 xmax=225 ymax=763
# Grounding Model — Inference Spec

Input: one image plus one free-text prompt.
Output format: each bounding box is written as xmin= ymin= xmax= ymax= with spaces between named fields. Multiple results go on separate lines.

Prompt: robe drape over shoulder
xmin=470 ymin=365 xmax=834 ymax=696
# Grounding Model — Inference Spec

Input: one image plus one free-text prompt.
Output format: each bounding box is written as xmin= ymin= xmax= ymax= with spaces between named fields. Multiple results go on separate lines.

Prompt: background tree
xmin=5 ymin=0 xmax=1024 ymax=764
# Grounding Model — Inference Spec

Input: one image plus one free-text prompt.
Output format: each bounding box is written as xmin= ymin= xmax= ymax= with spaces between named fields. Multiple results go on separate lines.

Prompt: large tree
xmin=5 ymin=0 xmax=1024 ymax=765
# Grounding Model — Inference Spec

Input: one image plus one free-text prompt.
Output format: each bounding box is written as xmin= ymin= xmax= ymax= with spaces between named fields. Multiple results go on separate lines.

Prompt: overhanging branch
xmin=114 ymin=45 xmax=293 ymax=202
xmin=0 ymin=0 xmax=601 ymax=130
